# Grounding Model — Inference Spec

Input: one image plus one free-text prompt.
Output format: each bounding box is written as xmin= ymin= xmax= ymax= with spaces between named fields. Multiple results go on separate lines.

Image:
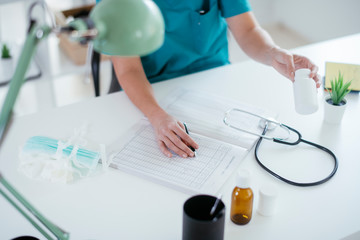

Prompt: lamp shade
xmin=90 ymin=0 xmax=165 ymax=56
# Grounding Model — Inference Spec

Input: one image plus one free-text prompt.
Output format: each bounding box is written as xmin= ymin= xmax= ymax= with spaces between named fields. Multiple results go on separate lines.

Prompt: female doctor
xmin=109 ymin=0 xmax=320 ymax=158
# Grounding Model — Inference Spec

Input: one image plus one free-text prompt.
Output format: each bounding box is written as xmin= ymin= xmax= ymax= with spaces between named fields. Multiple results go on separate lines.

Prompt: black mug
xmin=183 ymin=194 xmax=225 ymax=240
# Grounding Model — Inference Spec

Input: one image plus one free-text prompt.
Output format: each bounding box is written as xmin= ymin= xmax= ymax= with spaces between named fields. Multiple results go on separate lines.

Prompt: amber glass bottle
xmin=230 ymin=169 xmax=253 ymax=225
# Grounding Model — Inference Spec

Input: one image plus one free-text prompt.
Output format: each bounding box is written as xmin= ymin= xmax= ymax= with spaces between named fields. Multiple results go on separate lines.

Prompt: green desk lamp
xmin=0 ymin=0 xmax=164 ymax=239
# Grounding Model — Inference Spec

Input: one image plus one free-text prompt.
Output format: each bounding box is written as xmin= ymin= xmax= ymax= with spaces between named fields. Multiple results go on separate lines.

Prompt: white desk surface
xmin=1 ymin=34 xmax=359 ymax=240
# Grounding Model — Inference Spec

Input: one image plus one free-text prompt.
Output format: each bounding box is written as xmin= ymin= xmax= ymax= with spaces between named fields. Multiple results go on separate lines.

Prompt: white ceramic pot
xmin=0 ymin=58 xmax=14 ymax=81
xmin=323 ymin=96 xmax=347 ymax=124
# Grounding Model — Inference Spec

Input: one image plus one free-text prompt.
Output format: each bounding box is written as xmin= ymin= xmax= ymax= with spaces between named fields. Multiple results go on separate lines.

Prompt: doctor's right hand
xmin=269 ymin=47 xmax=321 ymax=88
xmin=148 ymin=109 xmax=198 ymax=158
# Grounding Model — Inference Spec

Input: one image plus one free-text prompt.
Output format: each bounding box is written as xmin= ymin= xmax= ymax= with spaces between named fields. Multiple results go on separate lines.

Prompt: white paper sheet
xmin=109 ymin=120 xmax=247 ymax=194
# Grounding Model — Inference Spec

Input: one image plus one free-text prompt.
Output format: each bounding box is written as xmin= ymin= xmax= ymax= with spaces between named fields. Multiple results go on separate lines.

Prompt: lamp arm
xmin=0 ymin=173 xmax=70 ymax=240
xmin=0 ymin=23 xmax=70 ymax=239
xmin=0 ymin=24 xmax=51 ymax=142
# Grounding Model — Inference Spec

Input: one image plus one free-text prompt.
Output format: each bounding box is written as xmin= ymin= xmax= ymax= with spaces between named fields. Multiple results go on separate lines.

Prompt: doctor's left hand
xmin=269 ymin=47 xmax=321 ymax=88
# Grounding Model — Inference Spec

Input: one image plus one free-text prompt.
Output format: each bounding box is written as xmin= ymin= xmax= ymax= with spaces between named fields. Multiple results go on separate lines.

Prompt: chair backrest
xmin=91 ymin=50 xmax=121 ymax=96
xmin=91 ymin=50 xmax=101 ymax=96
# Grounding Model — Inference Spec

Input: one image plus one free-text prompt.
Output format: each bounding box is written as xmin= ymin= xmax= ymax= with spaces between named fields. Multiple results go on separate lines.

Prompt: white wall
xmin=0 ymin=0 xmax=46 ymax=43
xmin=251 ymin=0 xmax=360 ymax=42
xmin=248 ymin=0 xmax=277 ymax=25
xmin=0 ymin=2 xmax=27 ymax=42
xmin=276 ymin=0 xmax=360 ymax=42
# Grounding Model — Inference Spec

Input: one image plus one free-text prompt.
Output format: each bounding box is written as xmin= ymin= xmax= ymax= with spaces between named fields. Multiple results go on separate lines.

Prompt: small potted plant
xmin=1 ymin=43 xmax=14 ymax=80
xmin=324 ymin=71 xmax=352 ymax=124
xmin=1 ymin=44 xmax=11 ymax=59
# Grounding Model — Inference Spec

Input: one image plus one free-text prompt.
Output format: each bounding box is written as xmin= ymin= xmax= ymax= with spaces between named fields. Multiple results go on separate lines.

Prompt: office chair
xmin=91 ymin=50 xmax=101 ymax=97
xmin=91 ymin=49 xmax=121 ymax=97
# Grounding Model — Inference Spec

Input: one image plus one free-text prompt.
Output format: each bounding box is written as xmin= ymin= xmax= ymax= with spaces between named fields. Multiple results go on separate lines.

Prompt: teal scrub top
xmin=142 ymin=0 xmax=251 ymax=83
xmin=96 ymin=0 xmax=251 ymax=84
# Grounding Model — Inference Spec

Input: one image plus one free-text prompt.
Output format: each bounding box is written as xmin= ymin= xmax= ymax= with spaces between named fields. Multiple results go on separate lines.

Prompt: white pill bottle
xmin=293 ymin=69 xmax=318 ymax=114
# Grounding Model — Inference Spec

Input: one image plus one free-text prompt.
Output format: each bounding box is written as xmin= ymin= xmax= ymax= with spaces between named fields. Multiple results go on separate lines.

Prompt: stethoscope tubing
xmin=255 ymin=124 xmax=339 ymax=187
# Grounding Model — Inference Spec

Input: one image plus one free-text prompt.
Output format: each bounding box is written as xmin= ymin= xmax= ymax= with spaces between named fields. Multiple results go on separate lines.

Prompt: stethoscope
xmin=223 ymin=108 xmax=338 ymax=187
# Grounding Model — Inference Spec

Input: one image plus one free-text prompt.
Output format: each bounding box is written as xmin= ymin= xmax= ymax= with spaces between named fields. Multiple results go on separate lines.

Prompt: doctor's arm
xmin=111 ymin=56 xmax=198 ymax=158
xmin=226 ymin=12 xmax=320 ymax=87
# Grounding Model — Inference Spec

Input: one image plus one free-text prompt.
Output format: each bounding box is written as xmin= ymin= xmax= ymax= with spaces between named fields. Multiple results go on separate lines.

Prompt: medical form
xmin=108 ymin=89 xmax=273 ymax=194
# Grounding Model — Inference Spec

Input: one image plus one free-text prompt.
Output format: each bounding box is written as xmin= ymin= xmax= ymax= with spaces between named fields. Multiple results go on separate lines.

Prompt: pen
xmin=210 ymin=194 xmax=223 ymax=216
xmin=183 ymin=123 xmax=197 ymax=156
